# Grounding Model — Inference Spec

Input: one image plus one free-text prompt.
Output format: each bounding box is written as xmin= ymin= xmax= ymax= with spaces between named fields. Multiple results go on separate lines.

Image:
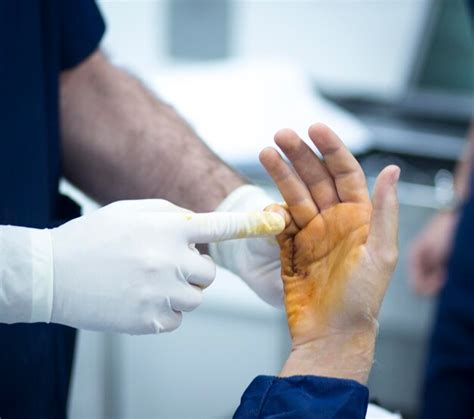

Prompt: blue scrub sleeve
xmin=234 ymin=375 xmax=369 ymax=419
xmin=59 ymin=0 xmax=106 ymax=70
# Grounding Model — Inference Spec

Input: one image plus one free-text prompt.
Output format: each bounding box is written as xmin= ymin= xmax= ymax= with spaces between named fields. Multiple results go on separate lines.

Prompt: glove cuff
xmin=209 ymin=185 xmax=275 ymax=271
xmin=0 ymin=226 xmax=54 ymax=324
xmin=30 ymin=228 xmax=54 ymax=323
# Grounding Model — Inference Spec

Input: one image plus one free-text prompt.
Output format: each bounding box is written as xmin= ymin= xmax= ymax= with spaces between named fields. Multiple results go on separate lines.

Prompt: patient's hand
xmin=260 ymin=124 xmax=399 ymax=383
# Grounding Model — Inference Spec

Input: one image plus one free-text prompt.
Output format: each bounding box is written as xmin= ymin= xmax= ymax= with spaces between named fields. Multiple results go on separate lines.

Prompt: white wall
xmin=232 ymin=0 xmax=431 ymax=99
xmin=97 ymin=0 xmax=169 ymax=70
xmin=97 ymin=0 xmax=431 ymax=99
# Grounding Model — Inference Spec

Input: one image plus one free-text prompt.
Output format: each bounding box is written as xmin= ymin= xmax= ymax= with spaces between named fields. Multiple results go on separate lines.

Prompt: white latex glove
xmin=209 ymin=185 xmax=285 ymax=307
xmin=0 ymin=199 xmax=284 ymax=334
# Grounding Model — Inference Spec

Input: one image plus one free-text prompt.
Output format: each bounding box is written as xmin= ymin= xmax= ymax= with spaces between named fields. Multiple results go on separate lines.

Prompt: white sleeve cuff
xmin=0 ymin=226 xmax=53 ymax=324
xmin=30 ymin=228 xmax=54 ymax=323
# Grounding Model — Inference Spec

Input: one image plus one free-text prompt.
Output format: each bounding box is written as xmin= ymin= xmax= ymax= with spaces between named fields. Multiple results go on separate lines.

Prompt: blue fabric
xmin=0 ymin=1 xmax=105 ymax=418
xmin=234 ymin=375 xmax=369 ymax=418
xmin=421 ymin=6 xmax=474 ymax=418
xmin=421 ymin=177 xmax=474 ymax=419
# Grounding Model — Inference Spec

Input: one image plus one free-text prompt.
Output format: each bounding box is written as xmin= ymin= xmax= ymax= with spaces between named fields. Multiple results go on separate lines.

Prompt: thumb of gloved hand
xmin=50 ymin=200 xmax=217 ymax=334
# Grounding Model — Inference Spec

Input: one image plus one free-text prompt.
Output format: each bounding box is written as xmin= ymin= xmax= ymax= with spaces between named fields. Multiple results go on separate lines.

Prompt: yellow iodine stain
xmin=236 ymin=212 xmax=286 ymax=238
xmin=276 ymin=202 xmax=372 ymax=345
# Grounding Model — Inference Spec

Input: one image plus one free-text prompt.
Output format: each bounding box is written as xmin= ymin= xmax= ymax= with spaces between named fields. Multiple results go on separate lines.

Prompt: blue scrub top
xmin=0 ymin=1 xmax=104 ymax=417
xmin=235 ymin=375 xmax=369 ymax=418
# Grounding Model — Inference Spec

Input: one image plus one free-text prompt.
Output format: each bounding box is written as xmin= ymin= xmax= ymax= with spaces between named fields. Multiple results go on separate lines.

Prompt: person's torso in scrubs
xmin=420 ymin=2 xmax=474 ymax=418
xmin=0 ymin=1 xmax=104 ymax=417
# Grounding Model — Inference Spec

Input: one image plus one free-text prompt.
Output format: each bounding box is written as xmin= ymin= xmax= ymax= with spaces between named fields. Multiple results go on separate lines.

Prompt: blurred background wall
xmin=66 ymin=1 xmax=473 ymax=418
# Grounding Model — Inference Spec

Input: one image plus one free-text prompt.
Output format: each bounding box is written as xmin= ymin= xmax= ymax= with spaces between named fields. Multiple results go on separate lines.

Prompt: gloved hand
xmin=209 ymin=185 xmax=285 ymax=307
xmin=0 ymin=199 xmax=284 ymax=334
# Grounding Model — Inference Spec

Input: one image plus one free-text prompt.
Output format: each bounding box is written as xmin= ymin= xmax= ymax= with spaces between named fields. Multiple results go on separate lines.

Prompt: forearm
xmin=60 ymin=50 xmax=245 ymax=212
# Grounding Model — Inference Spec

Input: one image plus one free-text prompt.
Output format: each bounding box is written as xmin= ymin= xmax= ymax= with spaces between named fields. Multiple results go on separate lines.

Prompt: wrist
xmin=280 ymin=327 xmax=377 ymax=384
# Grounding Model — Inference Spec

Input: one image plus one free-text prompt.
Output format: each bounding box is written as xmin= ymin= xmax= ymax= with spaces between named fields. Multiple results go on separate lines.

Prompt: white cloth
xmin=210 ymin=185 xmax=285 ymax=307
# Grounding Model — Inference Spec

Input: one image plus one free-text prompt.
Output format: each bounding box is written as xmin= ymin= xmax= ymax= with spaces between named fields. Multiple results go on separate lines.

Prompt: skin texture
xmin=260 ymin=124 xmax=400 ymax=383
xmin=276 ymin=202 xmax=373 ymax=345
xmin=60 ymin=50 xmax=245 ymax=212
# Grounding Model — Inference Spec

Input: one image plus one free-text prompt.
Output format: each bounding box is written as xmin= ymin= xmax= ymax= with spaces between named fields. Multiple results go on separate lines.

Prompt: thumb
xmin=367 ymin=165 xmax=400 ymax=265
xmin=183 ymin=211 xmax=286 ymax=244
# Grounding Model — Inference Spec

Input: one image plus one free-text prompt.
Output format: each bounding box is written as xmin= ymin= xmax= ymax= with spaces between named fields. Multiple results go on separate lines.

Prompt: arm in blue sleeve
xmin=59 ymin=0 xmax=106 ymax=70
xmin=234 ymin=375 xmax=369 ymax=419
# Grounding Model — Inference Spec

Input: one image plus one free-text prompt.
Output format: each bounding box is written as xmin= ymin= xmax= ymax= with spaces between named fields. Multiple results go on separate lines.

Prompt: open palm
xmin=260 ymin=124 xmax=399 ymax=348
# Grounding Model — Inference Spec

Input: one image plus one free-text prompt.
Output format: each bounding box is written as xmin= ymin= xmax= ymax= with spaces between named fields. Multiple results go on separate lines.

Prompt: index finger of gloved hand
xmin=264 ymin=203 xmax=299 ymax=236
xmin=182 ymin=211 xmax=286 ymax=244
xmin=183 ymin=253 xmax=216 ymax=289
xmin=107 ymin=199 xmax=193 ymax=213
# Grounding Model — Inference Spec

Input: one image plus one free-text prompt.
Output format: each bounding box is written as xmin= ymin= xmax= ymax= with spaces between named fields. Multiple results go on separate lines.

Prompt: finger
xmin=107 ymin=199 xmax=192 ymax=213
xmin=367 ymin=165 xmax=400 ymax=267
xmin=274 ymin=128 xmax=339 ymax=210
xmin=152 ymin=310 xmax=182 ymax=334
xmin=308 ymin=123 xmax=369 ymax=203
xmin=423 ymin=272 xmax=445 ymax=296
xmin=183 ymin=253 xmax=216 ymax=289
xmin=415 ymin=273 xmax=440 ymax=295
xmin=264 ymin=203 xmax=291 ymax=227
xmin=259 ymin=146 xmax=318 ymax=228
xmin=264 ymin=203 xmax=299 ymax=236
xmin=183 ymin=211 xmax=285 ymax=243
xmin=170 ymin=283 xmax=203 ymax=312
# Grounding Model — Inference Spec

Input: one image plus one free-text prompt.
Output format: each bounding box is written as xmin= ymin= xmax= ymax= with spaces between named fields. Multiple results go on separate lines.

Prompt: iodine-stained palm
xmin=260 ymin=123 xmax=399 ymax=349
xmin=276 ymin=202 xmax=374 ymax=346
